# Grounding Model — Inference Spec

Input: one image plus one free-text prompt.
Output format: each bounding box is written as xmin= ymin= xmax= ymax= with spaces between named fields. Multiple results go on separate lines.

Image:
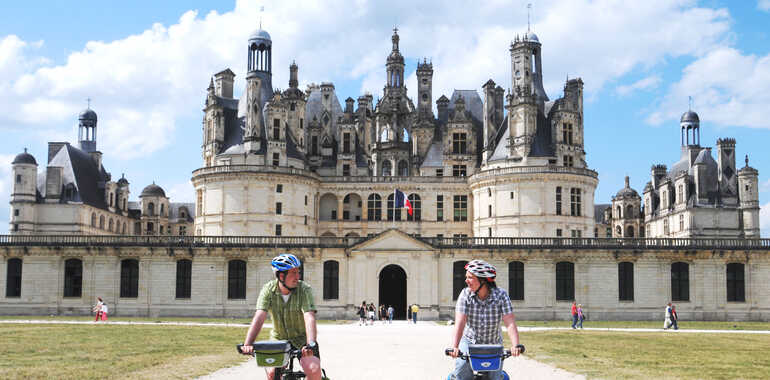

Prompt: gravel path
xmin=196 ymin=321 xmax=584 ymax=380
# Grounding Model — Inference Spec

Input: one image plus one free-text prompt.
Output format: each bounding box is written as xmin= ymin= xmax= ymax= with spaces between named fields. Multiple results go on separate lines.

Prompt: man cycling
xmin=240 ymin=254 xmax=322 ymax=380
xmin=449 ymin=259 xmax=521 ymax=380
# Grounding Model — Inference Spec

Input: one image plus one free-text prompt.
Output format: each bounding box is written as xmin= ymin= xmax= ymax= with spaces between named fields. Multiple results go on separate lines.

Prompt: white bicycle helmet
xmin=465 ymin=259 xmax=497 ymax=279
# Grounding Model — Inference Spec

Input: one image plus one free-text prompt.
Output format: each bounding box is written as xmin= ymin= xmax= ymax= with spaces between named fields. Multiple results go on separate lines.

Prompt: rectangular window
xmin=677 ymin=185 xmax=683 ymax=203
xmin=570 ymin=188 xmax=582 ymax=216
xmin=563 ymin=123 xmax=573 ymax=145
xmin=726 ymin=263 xmax=745 ymax=302
xmin=273 ymin=119 xmax=280 ymax=139
xmin=437 ymin=195 xmax=444 ymax=221
xmin=508 ymin=261 xmax=524 ymax=301
xmin=571 ymin=230 xmax=582 ymax=237
xmin=273 ymin=153 xmax=280 ymax=166
xmin=488 ymin=227 xmax=492 ymax=237
xmin=305 ymin=195 xmax=308 ymax=206
xmin=556 ymin=229 xmax=562 ymax=237
xmin=488 ymin=204 xmax=492 ymax=218
xmin=276 ymin=184 xmax=283 ymax=193
xmin=452 ymin=165 xmax=466 ymax=177
xmin=679 ymin=214 xmax=684 ymax=231
xmin=275 ymin=224 xmax=282 ymax=236
xmin=556 ymin=187 xmax=562 ymax=215
xmin=300 ymin=118 xmax=303 ymax=129
xmin=16 ymin=174 xmax=21 ymax=183
xmin=342 ymin=164 xmax=351 ymax=177
xmin=618 ymin=262 xmax=634 ymax=301
xmin=331 ymin=210 xmax=337 ymax=220
xmin=343 ymin=133 xmax=351 ymax=154
xmin=176 ymin=260 xmax=192 ymax=299
xmin=556 ymin=262 xmax=575 ymax=301
xmin=276 ymin=202 xmax=282 ymax=215
xmin=452 ymin=133 xmax=467 ymax=154
xmin=312 ymin=136 xmax=318 ymax=155
xmin=436 ymin=169 xmax=443 ymax=177
xmin=453 ymin=195 xmax=468 ymax=222
xmin=510 ymin=191 xmax=514 ymax=199
xmin=14 ymin=209 xmax=19 ymax=216
xmin=343 ymin=210 xmax=350 ymax=220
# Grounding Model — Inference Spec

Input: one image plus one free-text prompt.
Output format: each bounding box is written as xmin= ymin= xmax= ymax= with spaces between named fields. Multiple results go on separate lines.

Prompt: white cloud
xmin=0 ymin=153 xmax=16 ymax=227
xmin=0 ymin=0 xmax=734 ymax=159
xmin=647 ymin=48 xmax=770 ymax=128
xmin=761 ymin=201 xmax=770 ymax=238
xmin=166 ymin=180 xmax=194 ymax=203
xmin=759 ymin=1 xmax=770 ymax=12
xmin=616 ymin=75 xmax=662 ymax=96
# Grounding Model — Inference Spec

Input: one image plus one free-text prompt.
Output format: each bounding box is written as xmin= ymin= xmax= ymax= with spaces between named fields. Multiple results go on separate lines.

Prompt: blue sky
xmin=1 ymin=0 xmax=769 ymax=235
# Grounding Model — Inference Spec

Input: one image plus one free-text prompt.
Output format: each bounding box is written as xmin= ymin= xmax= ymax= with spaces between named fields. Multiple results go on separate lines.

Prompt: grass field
xmin=511 ymin=329 xmax=770 ymax=379
xmin=514 ymin=319 xmax=770 ymax=331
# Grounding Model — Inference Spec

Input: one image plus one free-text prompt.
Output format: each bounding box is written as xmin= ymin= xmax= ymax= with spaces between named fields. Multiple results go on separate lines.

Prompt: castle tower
xmin=283 ymin=61 xmax=307 ymax=154
xmin=78 ymin=107 xmax=98 ymax=153
xmin=416 ymin=58 xmax=433 ymax=119
xmin=507 ymin=32 xmax=548 ymax=158
xmin=384 ymin=28 xmax=405 ymax=97
xmin=482 ymin=79 xmax=499 ymax=162
xmin=611 ymin=176 xmax=643 ymax=237
xmin=680 ymin=109 xmax=700 ymax=147
xmin=10 ymin=149 xmax=38 ymax=234
xmin=738 ymin=156 xmax=760 ymax=238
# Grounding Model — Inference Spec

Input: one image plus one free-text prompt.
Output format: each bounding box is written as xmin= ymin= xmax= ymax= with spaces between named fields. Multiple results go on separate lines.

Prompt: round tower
xmin=139 ymin=183 xmax=169 ymax=235
xmin=385 ymin=28 xmax=405 ymax=95
xmin=611 ymin=176 xmax=643 ymax=237
xmin=78 ymin=107 xmax=98 ymax=153
xmin=10 ymin=148 xmax=38 ymax=234
xmin=737 ymin=155 xmax=760 ymax=238
xmin=680 ymin=109 xmax=700 ymax=147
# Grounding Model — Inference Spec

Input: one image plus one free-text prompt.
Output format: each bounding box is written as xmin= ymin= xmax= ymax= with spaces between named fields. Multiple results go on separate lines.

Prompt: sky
xmin=1 ymin=0 xmax=769 ymax=236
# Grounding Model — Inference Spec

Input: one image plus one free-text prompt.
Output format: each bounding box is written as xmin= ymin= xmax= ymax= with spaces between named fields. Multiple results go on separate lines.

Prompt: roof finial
xmin=745 ymin=154 xmax=749 ymax=167
xmin=688 ymin=95 xmax=692 ymax=111
xmin=86 ymin=97 xmax=92 ymax=109
xmin=259 ymin=5 xmax=264 ymax=29
xmin=393 ymin=26 xmax=398 ymax=34
xmin=527 ymin=3 xmax=532 ymax=33
xmin=24 ymin=147 xmax=27 ymax=153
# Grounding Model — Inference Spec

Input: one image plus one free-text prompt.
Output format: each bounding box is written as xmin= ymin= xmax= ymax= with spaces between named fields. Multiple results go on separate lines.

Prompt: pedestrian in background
xmin=671 ymin=304 xmax=679 ymax=330
xmin=387 ymin=305 xmax=394 ymax=324
xmin=663 ymin=302 xmax=673 ymax=329
xmin=577 ymin=304 xmax=585 ymax=329
xmin=100 ymin=302 xmax=108 ymax=321
xmin=357 ymin=301 xmax=367 ymax=326
xmin=411 ymin=304 xmax=419 ymax=324
xmin=571 ymin=301 xmax=578 ymax=329
xmin=92 ymin=297 xmax=103 ymax=322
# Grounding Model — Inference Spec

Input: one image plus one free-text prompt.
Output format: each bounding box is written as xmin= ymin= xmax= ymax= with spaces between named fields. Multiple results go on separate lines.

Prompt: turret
xmin=78 ymin=107 xmax=98 ymax=153
xmin=510 ymin=32 xmax=548 ymax=106
xmin=10 ymin=149 xmax=38 ymax=233
xmin=482 ymin=79 xmax=499 ymax=161
xmin=738 ymin=155 xmax=760 ymax=238
xmin=437 ymin=95 xmax=450 ymax=123
xmin=214 ymin=69 xmax=235 ymax=98
xmin=384 ymin=28 xmax=405 ymax=97
xmin=416 ymin=58 xmax=433 ymax=119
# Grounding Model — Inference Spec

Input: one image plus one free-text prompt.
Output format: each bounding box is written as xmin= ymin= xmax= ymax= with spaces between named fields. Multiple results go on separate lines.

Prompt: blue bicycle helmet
xmin=271 ymin=253 xmax=301 ymax=272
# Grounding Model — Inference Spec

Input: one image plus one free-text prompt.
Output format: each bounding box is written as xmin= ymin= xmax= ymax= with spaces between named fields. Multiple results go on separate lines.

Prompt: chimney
xmin=45 ymin=166 xmax=63 ymax=200
xmin=90 ymin=151 xmax=103 ymax=169
xmin=437 ymin=95 xmax=450 ymax=123
xmin=214 ymin=69 xmax=235 ymax=98
xmin=289 ymin=61 xmax=298 ymax=89
xmin=651 ymin=164 xmax=667 ymax=188
xmin=345 ymin=97 xmax=355 ymax=114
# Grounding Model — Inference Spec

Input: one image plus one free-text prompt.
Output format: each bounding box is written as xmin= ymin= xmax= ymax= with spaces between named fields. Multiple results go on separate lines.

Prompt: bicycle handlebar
xmin=444 ymin=344 xmax=525 ymax=359
xmin=237 ymin=344 xmax=302 ymax=356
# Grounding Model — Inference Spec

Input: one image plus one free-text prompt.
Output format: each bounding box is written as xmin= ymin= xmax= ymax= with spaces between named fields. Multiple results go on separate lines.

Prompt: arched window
xmin=367 ymin=194 xmax=382 ymax=221
xmin=160 ymin=203 xmax=165 ymax=216
xmin=555 ymin=262 xmax=574 ymax=301
xmin=387 ymin=193 xmax=401 ymax=221
xmin=508 ymin=261 xmax=524 ymax=300
xmin=616 ymin=226 xmax=622 ymax=237
xmin=616 ymin=206 xmax=621 ymax=218
xmin=63 ymin=259 xmax=82 ymax=297
xmin=626 ymin=225 xmax=634 ymax=237
xmin=726 ymin=263 xmax=745 ymax=302
xmin=176 ymin=259 xmax=192 ymax=299
xmin=398 ymin=160 xmax=409 ymax=176
xmin=319 ymin=193 xmax=338 ymax=221
xmin=121 ymin=223 xmax=127 ymax=235
xmin=99 ymin=215 xmax=105 ymax=230
xmin=228 ymin=260 xmax=247 ymax=299
xmin=453 ymin=261 xmax=469 ymax=300
xmin=381 ymin=161 xmax=392 ymax=176
xmin=108 ymin=218 xmax=114 ymax=232
xmin=323 ymin=260 xmax=339 ymax=300
xmin=407 ymin=194 xmax=421 ymax=221
xmin=6 ymin=258 xmax=22 ymax=297
xmin=626 ymin=205 xmax=634 ymax=218
xmin=91 ymin=213 xmax=96 ymax=227
xmin=618 ymin=262 xmax=634 ymax=301
xmin=147 ymin=202 xmax=155 ymax=216
xmin=671 ymin=262 xmax=689 ymax=301
xmin=120 ymin=259 xmax=139 ymax=298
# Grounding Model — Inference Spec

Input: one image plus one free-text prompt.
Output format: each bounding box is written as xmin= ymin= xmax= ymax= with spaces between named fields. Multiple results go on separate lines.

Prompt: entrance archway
xmin=378 ymin=264 xmax=407 ymax=320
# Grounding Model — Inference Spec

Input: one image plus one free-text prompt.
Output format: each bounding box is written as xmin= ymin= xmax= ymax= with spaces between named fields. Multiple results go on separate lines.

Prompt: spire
xmin=527 ymin=3 xmax=532 ymax=32
xmin=392 ymin=27 xmax=400 ymax=52
xmin=259 ymin=6 xmax=264 ymax=29
xmin=625 ymin=176 xmax=630 ymax=188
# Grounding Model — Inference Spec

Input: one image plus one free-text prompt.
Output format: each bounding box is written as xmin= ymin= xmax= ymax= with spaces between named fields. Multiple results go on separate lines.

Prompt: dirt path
xmin=196 ymin=321 xmax=584 ymax=380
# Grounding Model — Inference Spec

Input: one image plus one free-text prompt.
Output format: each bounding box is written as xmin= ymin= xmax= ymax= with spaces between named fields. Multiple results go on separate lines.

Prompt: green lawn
xmin=511 ymin=330 xmax=770 ymax=379
xmin=515 ymin=320 xmax=770 ymax=331
xmin=0 ymin=315 xmax=348 ymax=325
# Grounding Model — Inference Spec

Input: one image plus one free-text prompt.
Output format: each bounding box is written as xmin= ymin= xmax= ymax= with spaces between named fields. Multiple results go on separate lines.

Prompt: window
xmin=300 ymin=118 xmax=303 ymax=129
xmin=677 ymin=185 xmax=683 ymax=203
xmin=407 ymin=194 xmax=421 ymax=221
xmin=453 ymin=195 xmax=468 ymax=221
xmin=556 ymin=187 xmax=562 ymax=215
xmin=15 ymin=174 xmax=21 ymax=183
xmin=108 ymin=219 xmax=114 ymax=232
xmin=571 ymin=230 xmax=582 ymax=237
xmin=277 ymin=184 xmax=283 ymax=193
xmin=13 ymin=209 xmax=19 ymax=216
xmin=367 ymin=194 xmax=382 ymax=221
xmin=120 ymin=259 xmax=139 ymax=298
xmin=331 ymin=210 xmax=337 ymax=220
xmin=323 ymin=261 xmax=339 ymax=300
xmin=563 ymin=123 xmax=573 ymax=145
xmin=436 ymin=169 xmax=443 ymax=177
xmin=176 ymin=259 xmax=192 ymax=299
xmin=342 ymin=164 xmax=350 ymax=177
xmin=556 ymin=229 xmax=562 ymax=237
xmin=63 ymin=259 xmax=82 ymax=297
xmin=726 ymin=263 xmax=745 ymax=302
xmin=436 ymin=195 xmax=444 ymax=221
xmin=679 ymin=214 xmax=684 ymax=231
xmin=626 ymin=205 xmax=634 ymax=219
xmin=99 ymin=215 xmax=105 ymax=229
xmin=273 ymin=119 xmax=280 ymax=140
xmin=343 ymin=133 xmax=351 ymax=154
xmin=147 ymin=222 xmax=154 ymax=234
xmin=305 ymin=195 xmax=308 ymax=206
xmin=663 ymin=218 xmax=669 ymax=235
xmin=570 ymin=188 xmax=582 ymax=216
xmin=606 ymin=227 xmax=611 ymax=236
xmin=510 ymin=191 xmax=515 ymax=199
xmin=671 ymin=262 xmax=689 ymax=301
xmin=6 ymin=258 xmax=22 ymax=297
xmin=662 ymin=191 xmax=667 ymax=208
xmin=387 ymin=193 xmax=401 ymax=221
xmin=508 ymin=261 xmax=524 ymax=300
xmin=228 ymin=260 xmax=247 ymax=299
xmin=563 ymin=155 xmax=574 ymax=167
xmin=618 ymin=262 xmax=634 ymax=301
xmin=312 ymin=136 xmax=318 ymax=155
xmin=179 ymin=226 xmax=187 ymax=235
xmin=304 ymin=215 xmax=308 ymax=225
xmin=398 ymin=160 xmax=409 ymax=176
xmin=147 ymin=202 xmax=155 ymax=216
xmin=159 ymin=225 xmax=164 ymax=234
xmin=555 ymin=262 xmax=574 ymax=301
xmin=382 ymin=161 xmax=392 ymax=176
xmin=275 ymin=224 xmax=282 ymax=236
xmin=109 ymin=193 xmax=114 ymax=207
xmin=273 ymin=153 xmax=280 ymax=166
xmin=453 ymin=261 xmax=469 ymax=300
xmin=290 ymin=102 xmax=296 ymax=111
xmin=276 ymin=202 xmax=282 ymax=215
xmin=91 ymin=213 xmax=96 ymax=227
xmin=452 ymin=133 xmax=467 ymax=154
xmin=452 ymin=165 xmax=467 ymax=177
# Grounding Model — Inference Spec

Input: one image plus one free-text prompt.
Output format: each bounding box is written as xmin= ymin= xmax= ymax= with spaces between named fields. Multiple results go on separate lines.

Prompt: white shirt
xmin=101 ymin=304 xmax=109 ymax=314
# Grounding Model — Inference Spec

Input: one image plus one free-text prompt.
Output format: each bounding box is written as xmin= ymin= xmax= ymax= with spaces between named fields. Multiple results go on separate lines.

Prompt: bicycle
xmin=444 ymin=344 xmax=526 ymax=380
xmin=237 ymin=341 xmax=330 ymax=380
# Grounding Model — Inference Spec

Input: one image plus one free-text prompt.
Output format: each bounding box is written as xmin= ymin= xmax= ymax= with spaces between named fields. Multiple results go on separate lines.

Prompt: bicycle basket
xmin=468 ymin=344 xmax=503 ymax=372
xmin=253 ymin=340 xmax=291 ymax=367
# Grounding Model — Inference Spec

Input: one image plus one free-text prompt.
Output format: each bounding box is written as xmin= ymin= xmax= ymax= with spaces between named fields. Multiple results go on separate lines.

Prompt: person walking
xmin=92 ymin=297 xmax=103 ymax=322
xmin=663 ymin=302 xmax=673 ymax=329
xmin=671 ymin=304 xmax=679 ymax=330
xmin=100 ymin=302 xmax=108 ymax=321
xmin=379 ymin=304 xmax=387 ymax=324
xmin=387 ymin=305 xmax=394 ymax=324
xmin=411 ymin=304 xmax=419 ymax=324
xmin=577 ymin=304 xmax=584 ymax=329
xmin=449 ymin=259 xmax=522 ymax=380
xmin=571 ymin=301 xmax=578 ymax=329
xmin=357 ymin=301 xmax=367 ymax=326
xmin=367 ymin=303 xmax=376 ymax=325
xmin=407 ymin=304 xmax=412 ymax=321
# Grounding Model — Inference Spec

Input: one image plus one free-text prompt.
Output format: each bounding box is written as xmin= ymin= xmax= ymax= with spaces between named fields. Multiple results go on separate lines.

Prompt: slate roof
xmin=594 ymin=204 xmax=611 ymax=224
xmin=306 ymin=88 xmax=344 ymax=138
xmin=38 ymin=143 xmax=109 ymax=209
xmin=421 ymin=140 xmax=444 ymax=167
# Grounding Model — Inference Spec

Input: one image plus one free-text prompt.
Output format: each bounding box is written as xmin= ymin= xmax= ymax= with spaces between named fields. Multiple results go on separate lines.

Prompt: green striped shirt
xmin=256 ymin=279 xmax=316 ymax=348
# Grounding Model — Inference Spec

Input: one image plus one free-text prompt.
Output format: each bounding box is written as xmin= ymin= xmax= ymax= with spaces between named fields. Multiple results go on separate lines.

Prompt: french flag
xmin=394 ymin=189 xmax=413 ymax=216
